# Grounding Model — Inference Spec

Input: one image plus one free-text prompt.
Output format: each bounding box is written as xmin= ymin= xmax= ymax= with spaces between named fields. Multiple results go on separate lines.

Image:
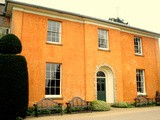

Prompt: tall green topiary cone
xmin=0 ymin=34 xmax=28 ymax=119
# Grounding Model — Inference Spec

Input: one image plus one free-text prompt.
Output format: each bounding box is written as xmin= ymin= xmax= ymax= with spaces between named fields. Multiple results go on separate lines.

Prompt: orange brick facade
xmin=5 ymin=3 xmax=160 ymax=107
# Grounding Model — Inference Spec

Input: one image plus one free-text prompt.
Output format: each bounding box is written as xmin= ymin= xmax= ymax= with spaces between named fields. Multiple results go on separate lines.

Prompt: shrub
xmin=92 ymin=100 xmax=110 ymax=111
xmin=0 ymin=54 xmax=28 ymax=118
xmin=0 ymin=34 xmax=22 ymax=54
xmin=112 ymin=102 xmax=128 ymax=108
xmin=0 ymin=34 xmax=28 ymax=119
xmin=26 ymin=107 xmax=35 ymax=116
xmin=112 ymin=102 xmax=135 ymax=108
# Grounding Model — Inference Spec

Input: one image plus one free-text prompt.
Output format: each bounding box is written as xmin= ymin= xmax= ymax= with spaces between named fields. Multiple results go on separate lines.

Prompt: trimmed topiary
xmin=0 ymin=34 xmax=28 ymax=119
xmin=92 ymin=100 xmax=110 ymax=111
xmin=0 ymin=54 xmax=28 ymax=119
xmin=0 ymin=34 xmax=22 ymax=54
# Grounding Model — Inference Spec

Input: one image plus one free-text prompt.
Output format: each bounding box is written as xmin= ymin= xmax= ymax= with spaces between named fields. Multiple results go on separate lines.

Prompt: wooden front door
xmin=97 ymin=71 xmax=106 ymax=101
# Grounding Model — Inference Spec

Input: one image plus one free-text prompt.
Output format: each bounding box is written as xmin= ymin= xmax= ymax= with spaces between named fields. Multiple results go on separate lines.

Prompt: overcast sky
xmin=5 ymin=0 xmax=160 ymax=35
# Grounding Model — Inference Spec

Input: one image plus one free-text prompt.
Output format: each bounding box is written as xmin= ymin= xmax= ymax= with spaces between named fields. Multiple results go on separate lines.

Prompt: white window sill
xmin=137 ymin=92 xmax=146 ymax=96
xmin=46 ymin=41 xmax=62 ymax=46
xmin=45 ymin=95 xmax=62 ymax=98
xmin=135 ymin=53 xmax=143 ymax=56
xmin=98 ymin=48 xmax=110 ymax=52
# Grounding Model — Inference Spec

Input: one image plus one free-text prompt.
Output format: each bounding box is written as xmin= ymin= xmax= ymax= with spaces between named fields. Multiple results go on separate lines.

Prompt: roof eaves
xmin=6 ymin=0 xmax=160 ymax=38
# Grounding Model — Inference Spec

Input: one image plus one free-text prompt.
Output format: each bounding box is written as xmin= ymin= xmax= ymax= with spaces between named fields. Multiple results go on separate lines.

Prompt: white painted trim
xmin=142 ymin=70 xmax=146 ymax=94
xmin=12 ymin=7 xmax=84 ymax=23
xmin=135 ymin=53 xmax=143 ymax=56
xmin=46 ymin=41 xmax=62 ymax=45
xmin=12 ymin=7 xmax=159 ymax=39
xmin=85 ymin=21 xmax=120 ymax=30
xmin=121 ymin=29 xmax=156 ymax=39
xmin=45 ymin=95 xmax=62 ymax=98
xmin=95 ymin=64 xmax=115 ymax=103
xmin=137 ymin=93 xmax=147 ymax=96
xmin=98 ymin=48 xmax=110 ymax=51
xmin=12 ymin=7 xmax=24 ymax=11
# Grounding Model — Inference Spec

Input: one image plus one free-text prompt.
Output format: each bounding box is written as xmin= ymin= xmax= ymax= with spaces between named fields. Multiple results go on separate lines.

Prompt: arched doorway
xmin=96 ymin=65 xmax=115 ymax=103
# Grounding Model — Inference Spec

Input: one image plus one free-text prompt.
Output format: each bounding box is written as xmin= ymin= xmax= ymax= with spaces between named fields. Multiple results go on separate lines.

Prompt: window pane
xmin=50 ymin=64 xmax=55 ymax=71
xmin=45 ymin=80 xmax=50 ymax=87
xmin=136 ymin=70 xmax=144 ymax=93
xmin=47 ymin=20 xmax=61 ymax=43
xmin=51 ymin=88 xmax=55 ymax=95
xmin=46 ymin=72 xmax=50 ymax=78
xmin=56 ymin=88 xmax=60 ymax=95
xmin=51 ymin=72 xmax=56 ymax=79
xmin=45 ymin=63 xmax=61 ymax=96
xmin=51 ymin=24 xmax=56 ymax=32
xmin=51 ymin=80 xmax=56 ymax=87
xmin=55 ymin=34 xmax=59 ymax=42
xmin=97 ymin=71 xmax=105 ymax=77
xmin=56 ymin=65 xmax=60 ymax=71
xmin=56 ymin=80 xmax=60 ymax=86
xmin=56 ymin=72 xmax=60 ymax=79
xmin=134 ymin=37 xmax=142 ymax=54
xmin=51 ymin=33 xmax=56 ymax=41
xmin=98 ymin=29 xmax=108 ymax=49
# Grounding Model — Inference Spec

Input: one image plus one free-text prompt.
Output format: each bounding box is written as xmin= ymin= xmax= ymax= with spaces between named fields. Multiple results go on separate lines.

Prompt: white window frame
xmin=134 ymin=37 xmax=143 ymax=55
xmin=136 ymin=69 xmax=146 ymax=95
xmin=47 ymin=20 xmax=61 ymax=44
xmin=45 ymin=63 xmax=62 ymax=98
xmin=98 ymin=29 xmax=109 ymax=50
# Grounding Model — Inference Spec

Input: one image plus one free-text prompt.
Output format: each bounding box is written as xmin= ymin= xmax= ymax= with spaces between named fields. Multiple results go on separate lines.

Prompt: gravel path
xmin=25 ymin=106 xmax=160 ymax=120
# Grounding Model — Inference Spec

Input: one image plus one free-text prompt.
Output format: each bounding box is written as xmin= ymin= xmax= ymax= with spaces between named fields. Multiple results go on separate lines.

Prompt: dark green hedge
xmin=0 ymin=34 xmax=22 ymax=54
xmin=0 ymin=54 xmax=28 ymax=119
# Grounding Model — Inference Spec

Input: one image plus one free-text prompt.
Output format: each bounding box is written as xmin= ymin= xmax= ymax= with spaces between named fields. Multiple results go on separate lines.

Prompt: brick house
xmin=1 ymin=0 xmax=160 ymax=106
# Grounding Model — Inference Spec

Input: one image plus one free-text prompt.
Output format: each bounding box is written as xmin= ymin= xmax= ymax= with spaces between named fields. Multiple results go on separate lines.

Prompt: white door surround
xmin=95 ymin=64 xmax=116 ymax=103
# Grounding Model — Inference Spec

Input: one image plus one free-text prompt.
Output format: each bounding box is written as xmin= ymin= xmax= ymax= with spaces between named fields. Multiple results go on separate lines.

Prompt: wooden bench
xmin=134 ymin=95 xmax=149 ymax=107
xmin=155 ymin=91 xmax=160 ymax=105
xmin=33 ymin=98 xmax=63 ymax=117
xmin=66 ymin=96 xmax=92 ymax=113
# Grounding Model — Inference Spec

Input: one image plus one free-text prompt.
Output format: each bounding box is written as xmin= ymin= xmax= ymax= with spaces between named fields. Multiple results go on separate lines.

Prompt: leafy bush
xmin=0 ymin=34 xmax=22 ymax=54
xmin=92 ymin=100 xmax=110 ymax=111
xmin=112 ymin=102 xmax=135 ymax=108
xmin=26 ymin=107 xmax=35 ymax=116
xmin=112 ymin=102 xmax=128 ymax=108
